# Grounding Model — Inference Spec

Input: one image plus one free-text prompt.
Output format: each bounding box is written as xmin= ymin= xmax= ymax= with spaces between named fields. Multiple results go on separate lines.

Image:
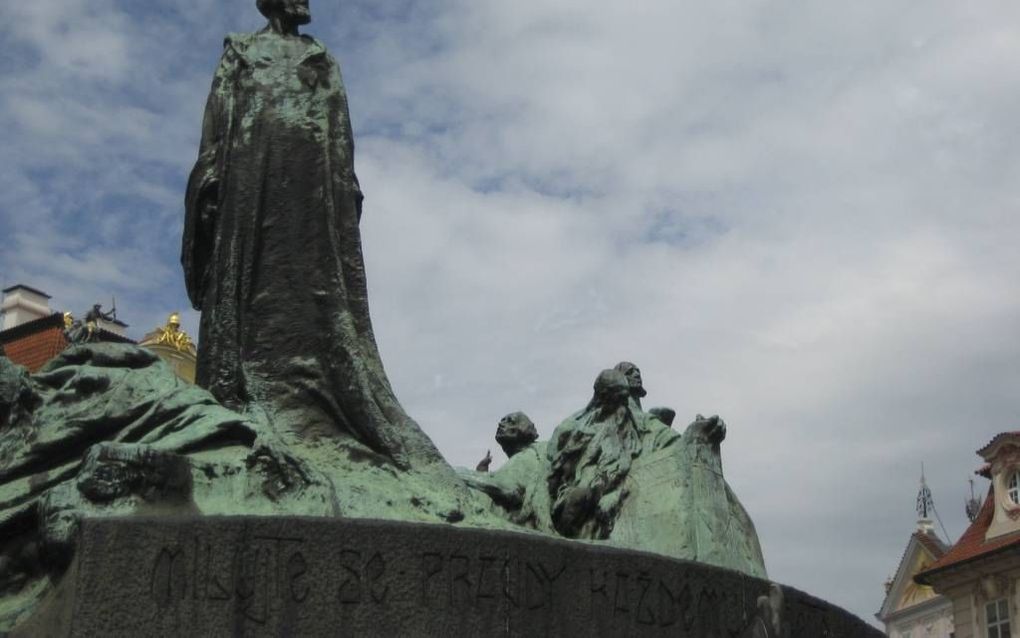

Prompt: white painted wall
xmin=0 ymin=286 xmax=52 ymax=330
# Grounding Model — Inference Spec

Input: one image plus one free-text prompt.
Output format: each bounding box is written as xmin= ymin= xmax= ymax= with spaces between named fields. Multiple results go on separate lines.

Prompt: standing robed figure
xmin=182 ymin=0 xmax=443 ymax=469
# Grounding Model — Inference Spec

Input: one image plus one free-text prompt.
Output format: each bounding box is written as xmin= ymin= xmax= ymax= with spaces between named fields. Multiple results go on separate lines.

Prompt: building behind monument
xmin=0 ymin=284 xmax=195 ymax=381
xmin=876 ymin=473 xmax=954 ymax=637
xmin=914 ymin=431 xmax=1020 ymax=638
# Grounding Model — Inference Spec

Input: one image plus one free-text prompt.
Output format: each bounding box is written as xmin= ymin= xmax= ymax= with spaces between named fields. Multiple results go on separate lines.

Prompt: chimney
xmin=1 ymin=285 xmax=54 ymax=330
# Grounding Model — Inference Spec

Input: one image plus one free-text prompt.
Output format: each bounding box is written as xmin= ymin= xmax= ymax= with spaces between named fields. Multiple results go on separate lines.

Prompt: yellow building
xmin=139 ymin=313 xmax=197 ymax=383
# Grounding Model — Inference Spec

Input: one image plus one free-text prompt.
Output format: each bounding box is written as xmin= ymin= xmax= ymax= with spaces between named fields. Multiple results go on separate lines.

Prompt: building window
xmin=987 ymin=598 xmax=1010 ymax=638
xmin=1009 ymin=471 xmax=1020 ymax=505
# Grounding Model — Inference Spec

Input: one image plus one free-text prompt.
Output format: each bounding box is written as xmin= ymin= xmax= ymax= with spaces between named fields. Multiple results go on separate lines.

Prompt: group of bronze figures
xmin=466 ymin=361 xmax=688 ymax=539
xmin=454 ymin=358 xmax=767 ymax=581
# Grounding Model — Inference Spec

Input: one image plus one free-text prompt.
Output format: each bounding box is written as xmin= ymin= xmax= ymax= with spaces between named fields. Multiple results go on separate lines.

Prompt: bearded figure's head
xmin=587 ymin=369 xmax=631 ymax=421
xmin=257 ymin=0 xmax=312 ymax=25
xmin=495 ymin=411 xmax=538 ymax=458
xmin=613 ymin=361 xmax=647 ymax=399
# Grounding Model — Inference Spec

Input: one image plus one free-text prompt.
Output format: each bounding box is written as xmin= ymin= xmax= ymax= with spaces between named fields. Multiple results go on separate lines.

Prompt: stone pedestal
xmin=16 ymin=517 xmax=881 ymax=637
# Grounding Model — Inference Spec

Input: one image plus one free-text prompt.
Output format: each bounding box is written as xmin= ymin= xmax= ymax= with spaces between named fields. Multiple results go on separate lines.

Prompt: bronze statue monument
xmin=0 ymin=2 xmax=884 ymax=634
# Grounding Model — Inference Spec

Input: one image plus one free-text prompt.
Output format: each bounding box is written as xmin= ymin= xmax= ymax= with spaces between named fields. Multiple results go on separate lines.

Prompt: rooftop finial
xmin=916 ymin=464 xmax=935 ymax=531
xmin=965 ymin=476 xmax=984 ymax=523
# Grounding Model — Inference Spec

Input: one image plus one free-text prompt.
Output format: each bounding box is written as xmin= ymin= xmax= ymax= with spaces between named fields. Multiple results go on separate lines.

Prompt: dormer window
xmin=1009 ymin=471 xmax=1020 ymax=505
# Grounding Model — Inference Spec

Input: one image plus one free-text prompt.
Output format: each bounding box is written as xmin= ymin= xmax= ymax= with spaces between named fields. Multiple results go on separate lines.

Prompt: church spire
xmin=916 ymin=465 xmax=935 ymax=533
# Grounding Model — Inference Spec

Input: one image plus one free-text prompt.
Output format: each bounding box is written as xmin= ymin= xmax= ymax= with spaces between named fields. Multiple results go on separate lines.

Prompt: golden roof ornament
xmin=145 ymin=312 xmax=195 ymax=354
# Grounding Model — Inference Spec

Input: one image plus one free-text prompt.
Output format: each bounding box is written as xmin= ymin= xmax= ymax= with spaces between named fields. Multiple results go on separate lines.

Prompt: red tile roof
xmin=1 ymin=313 xmax=136 ymax=373
xmin=1 ymin=324 xmax=68 ymax=372
xmin=913 ymin=529 xmax=948 ymax=559
xmin=978 ymin=431 xmax=1020 ymax=458
xmin=916 ymin=485 xmax=1020 ymax=584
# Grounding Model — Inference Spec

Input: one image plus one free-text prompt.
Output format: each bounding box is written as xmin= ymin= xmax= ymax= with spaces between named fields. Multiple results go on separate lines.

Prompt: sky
xmin=1 ymin=0 xmax=1019 ymax=625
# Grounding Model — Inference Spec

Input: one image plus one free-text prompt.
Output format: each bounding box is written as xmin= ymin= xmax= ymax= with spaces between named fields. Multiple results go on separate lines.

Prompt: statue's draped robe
xmin=547 ymin=403 xmax=643 ymax=538
xmin=183 ymin=31 xmax=440 ymax=467
xmin=628 ymin=395 xmax=680 ymax=452
xmin=546 ymin=396 xmax=679 ymax=539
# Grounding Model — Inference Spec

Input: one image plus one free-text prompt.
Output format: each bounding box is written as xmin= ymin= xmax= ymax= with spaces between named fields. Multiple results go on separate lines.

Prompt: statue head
xmin=257 ymin=0 xmax=311 ymax=26
xmin=592 ymin=369 xmax=631 ymax=411
xmin=648 ymin=406 xmax=676 ymax=427
xmin=613 ymin=361 xmax=647 ymax=399
xmin=167 ymin=313 xmax=181 ymax=330
xmin=495 ymin=411 xmax=538 ymax=458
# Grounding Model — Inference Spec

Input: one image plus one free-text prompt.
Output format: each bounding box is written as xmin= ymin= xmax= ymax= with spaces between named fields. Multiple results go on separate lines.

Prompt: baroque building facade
xmin=917 ymin=431 xmax=1020 ymax=638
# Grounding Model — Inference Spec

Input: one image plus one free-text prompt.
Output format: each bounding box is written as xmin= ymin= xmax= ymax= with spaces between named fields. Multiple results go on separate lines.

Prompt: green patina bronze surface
xmin=0 ymin=351 xmax=768 ymax=629
xmin=181 ymin=18 xmax=448 ymax=475
xmin=0 ymin=346 xmax=507 ymax=630
xmin=0 ymin=1 xmax=770 ymax=631
xmin=610 ymin=415 xmax=767 ymax=578
xmin=460 ymin=369 xmax=767 ymax=579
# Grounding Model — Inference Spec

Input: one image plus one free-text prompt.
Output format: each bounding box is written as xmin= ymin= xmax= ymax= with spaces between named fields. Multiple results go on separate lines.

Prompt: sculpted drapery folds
xmin=547 ymin=369 xmax=643 ymax=539
xmin=181 ymin=13 xmax=442 ymax=469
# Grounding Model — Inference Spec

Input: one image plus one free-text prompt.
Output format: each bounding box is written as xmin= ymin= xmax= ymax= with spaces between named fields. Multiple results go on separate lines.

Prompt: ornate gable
xmin=878 ymin=531 xmax=948 ymax=621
